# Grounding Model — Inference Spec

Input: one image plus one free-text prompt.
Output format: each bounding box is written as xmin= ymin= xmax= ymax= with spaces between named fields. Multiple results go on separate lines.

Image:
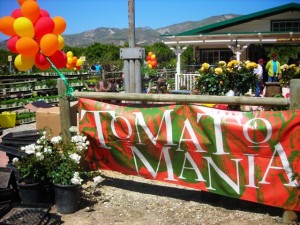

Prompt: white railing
xmin=175 ymin=73 xmax=200 ymax=90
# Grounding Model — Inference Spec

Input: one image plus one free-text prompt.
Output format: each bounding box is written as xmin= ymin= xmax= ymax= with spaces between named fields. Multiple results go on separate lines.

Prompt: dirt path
xmin=55 ymin=170 xmax=297 ymax=225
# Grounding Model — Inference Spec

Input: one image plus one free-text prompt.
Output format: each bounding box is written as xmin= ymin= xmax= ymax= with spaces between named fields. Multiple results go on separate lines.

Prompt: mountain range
xmin=0 ymin=14 xmax=240 ymax=48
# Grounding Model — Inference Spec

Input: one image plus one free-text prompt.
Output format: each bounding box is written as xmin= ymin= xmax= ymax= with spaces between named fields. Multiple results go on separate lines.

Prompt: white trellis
xmin=176 ymin=73 xmax=200 ymax=91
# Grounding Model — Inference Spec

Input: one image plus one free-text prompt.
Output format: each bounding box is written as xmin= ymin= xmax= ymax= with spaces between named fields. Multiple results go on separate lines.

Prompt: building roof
xmin=166 ymin=3 xmax=300 ymax=37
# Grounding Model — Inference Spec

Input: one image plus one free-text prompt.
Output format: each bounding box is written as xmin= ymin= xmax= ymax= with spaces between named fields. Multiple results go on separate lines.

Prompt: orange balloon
xmin=40 ymin=33 xmax=59 ymax=56
xmin=13 ymin=17 xmax=34 ymax=38
xmin=52 ymin=16 xmax=66 ymax=35
xmin=18 ymin=0 xmax=36 ymax=6
xmin=16 ymin=37 xmax=39 ymax=56
xmin=21 ymin=0 xmax=40 ymax=24
xmin=0 ymin=16 xmax=16 ymax=36
xmin=148 ymin=52 xmax=153 ymax=56
xmin=14 ymin=54 xmax=35 ymax=71
xmin=72 ymin=56 xmax=78 ymax=63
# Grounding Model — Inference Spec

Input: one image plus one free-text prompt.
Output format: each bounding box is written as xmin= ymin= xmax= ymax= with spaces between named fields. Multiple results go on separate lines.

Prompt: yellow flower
xmin=227 ymin=60 xmax=239 ymax=68
xmin=218 ymin=61 xmax=227 ymax=68
xmin=214 ymin=67 xmax=223 ymax=75
xmin=281 ymin=64 xmax=289 ymax=71
xmin=202 ymin=63 xmax=210 ymax=70
xmin=226 ymin=68 xmax=233 ymax=73
xmin=246 ymin=62 xmax=257 ymax=70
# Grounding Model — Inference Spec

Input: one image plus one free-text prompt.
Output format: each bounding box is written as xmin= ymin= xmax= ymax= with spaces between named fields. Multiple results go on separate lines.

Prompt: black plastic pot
xmin=17 ymin=182 xmax=43 ymax=204
xmin=53 ymin=183 xmax=79 ymax=214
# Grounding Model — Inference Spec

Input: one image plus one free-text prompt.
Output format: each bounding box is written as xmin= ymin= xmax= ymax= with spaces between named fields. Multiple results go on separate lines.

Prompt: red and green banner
xmin=78 ymin=98 xmax=300 ymax=211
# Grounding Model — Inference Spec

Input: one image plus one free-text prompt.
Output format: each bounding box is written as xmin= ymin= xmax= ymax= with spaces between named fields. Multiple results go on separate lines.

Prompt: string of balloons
xmin=0 ymin=0 xmax=69 ymax=72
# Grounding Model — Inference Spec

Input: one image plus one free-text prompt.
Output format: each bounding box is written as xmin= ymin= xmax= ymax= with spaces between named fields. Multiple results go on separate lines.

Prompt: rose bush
xmin=196 ymin=60 xmax=257 ymax=96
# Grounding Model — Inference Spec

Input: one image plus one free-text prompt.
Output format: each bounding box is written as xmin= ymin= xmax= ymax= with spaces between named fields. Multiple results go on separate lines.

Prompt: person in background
xmin=253 ymin=59 xmax=264 ymax=97
xmin=95 ymin=80 xmax=111 ymax=92
xmin=265 ymin=53 xmax=281 ymax=82
xmin=94 ymin=62 xmax=101 ymax=76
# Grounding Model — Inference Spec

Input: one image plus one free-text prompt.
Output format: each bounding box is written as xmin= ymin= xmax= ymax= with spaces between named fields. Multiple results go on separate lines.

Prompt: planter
xmin=54 ymin=183 xmax=79 ymax=214
xmin=0 ymin=113 xmax=16 ymax=128
xmin=17 ymin=182 xmax=54 ymax=204
xmin=265 ymin=82 xmax=282 ymax=97
xmin=17 ymin=182 xmax=43 ymax=204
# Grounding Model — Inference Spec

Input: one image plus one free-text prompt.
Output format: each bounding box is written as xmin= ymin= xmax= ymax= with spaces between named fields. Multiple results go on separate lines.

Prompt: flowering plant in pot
xmin=12 ymin=130 xmax=59 ymax=203
xmin=13 ymin=129 xmax=91 ymax=208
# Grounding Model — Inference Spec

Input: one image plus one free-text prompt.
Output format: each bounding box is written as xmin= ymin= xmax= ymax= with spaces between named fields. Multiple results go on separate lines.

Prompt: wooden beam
xmin=72 ymin=92 xmax=289 ymax=106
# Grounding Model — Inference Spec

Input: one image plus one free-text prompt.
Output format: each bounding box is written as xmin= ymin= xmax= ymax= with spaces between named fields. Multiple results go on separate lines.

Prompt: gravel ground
xmin=1 ymin=123 xmax=299 ymax=225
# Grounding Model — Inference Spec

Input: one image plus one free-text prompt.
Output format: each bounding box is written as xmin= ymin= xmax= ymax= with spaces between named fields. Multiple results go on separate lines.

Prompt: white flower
xmin=35 ymin=152 xmax=44 ymax=161
xmin=12 ymin=157 xmax=19 ymax=164
xmin=22 ymin=144 xmax=36 ymax=155
xmin=69 ymin=153 xmax=81 ymax=164
xmin=93 ymin=175 xmax=103 ymax=184
xmin=51 ymin=136 xmax=62 ymax=144
xmin=71 ymin=172 xmax=83 ymax=185
xmin=43 ymin=146 xmax=52 ymax=154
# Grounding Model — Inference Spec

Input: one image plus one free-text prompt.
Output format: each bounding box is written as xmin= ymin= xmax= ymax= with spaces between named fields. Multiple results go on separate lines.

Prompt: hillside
xmin=0 ymin=14 xmax=240 ymax=48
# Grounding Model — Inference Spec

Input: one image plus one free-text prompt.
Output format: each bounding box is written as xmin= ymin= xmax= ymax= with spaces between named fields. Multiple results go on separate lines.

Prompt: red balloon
xmin=34 ymin=17 xmax=54 ymax=38
xmin=35 ymin=52 xmax=50 ymax=70
xmin=7 ymin=36 xmax=19 ymax=53
xmin=40 ymin=9 xmax=50 ymax=17
xmin=49 ymin=50 xmax=67 ymax=69
xmin=11 ymin=9 xmax=22 ymax=18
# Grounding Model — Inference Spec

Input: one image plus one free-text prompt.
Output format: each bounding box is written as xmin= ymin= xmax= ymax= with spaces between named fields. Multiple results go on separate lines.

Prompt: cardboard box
xmin=36 ymin=107 xmax=61 ymax=136
xmin=35 ymin=104 xmax=78 ymax=137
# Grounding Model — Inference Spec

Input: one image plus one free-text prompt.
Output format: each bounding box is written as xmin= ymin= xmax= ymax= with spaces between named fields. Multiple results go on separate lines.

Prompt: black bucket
xmin=18 ymin=182 xmax=44 ymax=204
xmin=53 ymin=183 xmax=79 ymax=214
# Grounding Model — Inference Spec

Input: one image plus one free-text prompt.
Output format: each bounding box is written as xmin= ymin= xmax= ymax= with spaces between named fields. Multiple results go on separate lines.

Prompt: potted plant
xmin=12 ymin=129 xmax=93 ymax=212
xmin=12 ymin=130 xmax=56 ymax=203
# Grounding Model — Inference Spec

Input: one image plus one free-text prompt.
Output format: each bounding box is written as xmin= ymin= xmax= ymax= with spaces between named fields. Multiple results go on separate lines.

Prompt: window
xmin=271 ymin=20 xmax=300 ymax=32
xmin=200 ymin=49 xmax=233 ymax=65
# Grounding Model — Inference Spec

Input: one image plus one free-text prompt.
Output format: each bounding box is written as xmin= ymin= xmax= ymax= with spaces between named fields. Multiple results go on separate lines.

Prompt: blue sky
xmin=0 ymin=0 xmax=299 ymax=41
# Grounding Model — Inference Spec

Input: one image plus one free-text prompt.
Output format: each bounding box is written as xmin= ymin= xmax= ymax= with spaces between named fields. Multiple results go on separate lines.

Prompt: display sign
xmin=78 ymin=98 xmax=300 ymax=211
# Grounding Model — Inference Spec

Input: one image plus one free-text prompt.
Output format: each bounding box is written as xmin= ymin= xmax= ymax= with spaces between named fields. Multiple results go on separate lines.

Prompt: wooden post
xmin=289 ymin=79 xmax=300 ymax=110
xmin=283 ymin=79 xmax=299 ymax=223
xmin=57 ymin=78 xmax=71 ymax=145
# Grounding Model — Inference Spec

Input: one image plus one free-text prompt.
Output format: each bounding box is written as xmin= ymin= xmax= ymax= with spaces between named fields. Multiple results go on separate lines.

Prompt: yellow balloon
xmin=67 ymin=56 xmax=72 ymax=64
xmin=66 ymin=51 xmax=73 ymax=58
xmin=57 ymin=35 xmax=65 ymax=50
xmin=76 ymin=59 xmax=83 ymax=66
xmin=14 ymin=54 xmax=35 ymax=71
xmin=13 ymin=17 xmax=34 ymax=38
xmin=151 ymin=54 xmax=156 ymax=60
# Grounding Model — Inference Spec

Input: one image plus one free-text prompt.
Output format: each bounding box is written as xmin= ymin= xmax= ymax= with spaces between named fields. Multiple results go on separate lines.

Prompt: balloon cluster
xmin=66 ymin=51 xmax=83 ymax=70
xmin=146 ymin=52 xmax=157 ymax=69
xmin=0 ymin=0 xmax=67 ymax=71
